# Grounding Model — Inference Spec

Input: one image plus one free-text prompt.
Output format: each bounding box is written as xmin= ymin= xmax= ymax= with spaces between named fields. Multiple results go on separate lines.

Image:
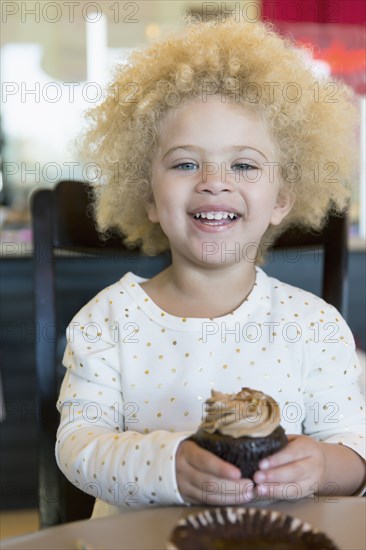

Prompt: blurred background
xmin=0 ymin=0 xmax=365 ymax=536
xmin=1 ymin=0 xmax=365 ymax=240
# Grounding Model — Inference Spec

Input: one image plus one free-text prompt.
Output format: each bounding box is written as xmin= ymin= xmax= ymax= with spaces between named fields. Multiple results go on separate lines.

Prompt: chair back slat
xmin=322 ymin=214 xmax=348 ymax=314
xmin=32 ymin=189 xmax=67 ymax=526
xmin=53 ymin=181 xmax=123 ymax=250
xmin=274 ymin=215 xmax=348 ymax=313
xmin=32 ymin=189 xmax=57 ymax=404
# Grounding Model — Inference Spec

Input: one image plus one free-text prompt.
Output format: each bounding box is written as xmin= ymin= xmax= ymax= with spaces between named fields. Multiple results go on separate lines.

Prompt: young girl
xmin=56 ymin=16 xmax=365 ymax=517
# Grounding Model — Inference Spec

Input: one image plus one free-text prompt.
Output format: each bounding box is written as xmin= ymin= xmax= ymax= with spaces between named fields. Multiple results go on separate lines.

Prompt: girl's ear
xmin=144 ymin=196 xmax=159 ymax=224
xmin=270 ymin=190 xmax=294 ymax=226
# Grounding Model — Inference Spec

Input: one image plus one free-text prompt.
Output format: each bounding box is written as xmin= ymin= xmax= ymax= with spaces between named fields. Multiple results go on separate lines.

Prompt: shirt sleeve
xmin=302 ymin=303 xmax=365 ymax=461
xmin=55 ymin=300 xmax=192 ymax=509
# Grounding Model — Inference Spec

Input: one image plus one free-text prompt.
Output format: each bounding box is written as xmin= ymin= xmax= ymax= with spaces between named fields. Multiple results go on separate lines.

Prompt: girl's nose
xmin=196 ymin=162 xmax=234 ymax=194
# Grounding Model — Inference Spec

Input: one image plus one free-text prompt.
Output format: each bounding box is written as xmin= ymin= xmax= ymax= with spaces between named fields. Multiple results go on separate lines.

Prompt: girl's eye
xmin=173 ymin=162 xmax=198 ymax=171
xmin=232 ymin=163 xmax=257 ymax=171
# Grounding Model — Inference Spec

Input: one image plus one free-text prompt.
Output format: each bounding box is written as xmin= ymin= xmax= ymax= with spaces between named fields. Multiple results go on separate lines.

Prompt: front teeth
xmin=193 ymin=211 xmax=238 ymax=220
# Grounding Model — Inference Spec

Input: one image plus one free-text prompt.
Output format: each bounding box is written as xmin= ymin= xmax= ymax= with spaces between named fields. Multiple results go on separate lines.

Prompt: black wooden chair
xmin=31 ymin=180 xmax=348 ymax=527
xmin=31 ymin=180 xmax=171 ymax=527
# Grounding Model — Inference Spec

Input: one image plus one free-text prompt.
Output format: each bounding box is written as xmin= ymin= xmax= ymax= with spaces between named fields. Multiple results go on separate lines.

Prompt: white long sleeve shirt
xmin=56 ymin=268 xmax=365 ymax=517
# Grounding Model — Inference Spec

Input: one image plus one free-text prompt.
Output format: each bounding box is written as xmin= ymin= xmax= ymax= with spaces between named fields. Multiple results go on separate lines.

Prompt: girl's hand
xmin=176 ymin=440 xmax=255 ymax=505
xmin=253 ymin=434 xmax=326 ymax=500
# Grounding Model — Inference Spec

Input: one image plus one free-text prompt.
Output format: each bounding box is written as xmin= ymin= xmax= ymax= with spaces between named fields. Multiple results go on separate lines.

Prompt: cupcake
xmin=188 ymin=387 xmax=287 ymax=479
xmin=166 ymin=507 xmax=339 ymax=550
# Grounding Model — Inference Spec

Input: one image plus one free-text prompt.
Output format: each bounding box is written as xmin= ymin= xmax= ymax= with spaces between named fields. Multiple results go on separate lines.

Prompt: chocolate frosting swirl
xmin=200 ymin=387 xmax=281 ymax=438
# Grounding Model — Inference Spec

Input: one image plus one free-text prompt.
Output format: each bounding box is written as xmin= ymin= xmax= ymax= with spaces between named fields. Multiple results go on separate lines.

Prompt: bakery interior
xmin=0 ymin=0 xmax=365 ymax=543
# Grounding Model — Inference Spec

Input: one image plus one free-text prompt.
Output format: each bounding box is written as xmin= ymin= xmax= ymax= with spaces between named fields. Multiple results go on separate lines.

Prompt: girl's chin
xmin=170 ymin=237 xmax=261 ymax=266
xmin=193 ymin=247 xmax=252 ymax=268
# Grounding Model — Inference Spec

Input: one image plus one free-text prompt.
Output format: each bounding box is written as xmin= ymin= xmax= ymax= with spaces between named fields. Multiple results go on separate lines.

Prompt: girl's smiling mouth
xmin=189 ymin=205 xmax=242 ymax=232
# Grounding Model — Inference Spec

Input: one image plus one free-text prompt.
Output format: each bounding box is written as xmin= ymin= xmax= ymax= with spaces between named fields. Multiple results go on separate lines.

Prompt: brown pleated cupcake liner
xmin=167 ymin=507 xmax=339 ymax=550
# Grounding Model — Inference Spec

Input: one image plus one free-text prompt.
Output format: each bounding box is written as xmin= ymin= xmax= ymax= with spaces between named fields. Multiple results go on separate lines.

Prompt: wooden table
xmin=2 ymin=497 xmax=365 ymax=549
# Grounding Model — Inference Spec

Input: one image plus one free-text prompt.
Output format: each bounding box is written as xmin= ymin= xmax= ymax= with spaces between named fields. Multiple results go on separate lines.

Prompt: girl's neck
xmin=140 ymin=260 xmax=256 ymax=319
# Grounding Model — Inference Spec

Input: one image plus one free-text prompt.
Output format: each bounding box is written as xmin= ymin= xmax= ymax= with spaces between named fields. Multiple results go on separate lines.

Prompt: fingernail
xmin=260 ymin=459 xmax=269 ymax=469
xmin=255 ymin=472 xmax=265 ymax=483
xmin=243 ymin=483 xmax=254 ymax=500
xmin=259 ymin=484 xmax=268 ymax=495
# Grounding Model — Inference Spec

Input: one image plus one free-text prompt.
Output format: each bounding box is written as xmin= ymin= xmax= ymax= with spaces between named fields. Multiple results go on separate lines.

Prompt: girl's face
xmin=146 ymin=96 xmax=292 ymax=267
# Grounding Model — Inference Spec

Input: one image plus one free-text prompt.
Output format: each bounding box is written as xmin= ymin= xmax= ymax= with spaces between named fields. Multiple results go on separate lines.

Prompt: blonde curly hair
xmin=79 ymin=15 xmax=358 ymax=257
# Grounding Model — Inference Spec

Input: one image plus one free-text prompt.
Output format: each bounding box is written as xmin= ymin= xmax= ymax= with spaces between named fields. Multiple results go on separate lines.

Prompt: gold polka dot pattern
xmin=55 ymin=268 xmax=366 ymax=515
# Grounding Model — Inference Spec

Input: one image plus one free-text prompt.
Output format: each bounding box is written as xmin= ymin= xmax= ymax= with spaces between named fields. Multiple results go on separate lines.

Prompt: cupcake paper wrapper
xmin=167 ymin=507 xmax=339 ymax=550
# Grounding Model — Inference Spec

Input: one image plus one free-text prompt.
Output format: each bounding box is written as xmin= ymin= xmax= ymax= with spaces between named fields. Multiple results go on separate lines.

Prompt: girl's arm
xmin=254 ymin=303 xmax=365 ymax=499
xmin=320 ymin=440 xmax=366 ymax=495
xmin=56 ymin=325 xmax=191 ymax=509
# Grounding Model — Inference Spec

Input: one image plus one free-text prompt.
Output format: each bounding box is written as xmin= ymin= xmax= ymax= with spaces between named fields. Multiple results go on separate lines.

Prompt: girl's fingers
xmin=183 ymin=455 xmax=254 ymax=499
xmin=186 ymin=477 xmax=255 ymax=505
xmin=183 ymin=441 xmax=242 ymax=480
xmin=251 ymin=436 xmax=327 ymax=502
xmin=176 ymin=442 xmax=254 ymax=504
xmin=254 ymin=480 xmax=311 ymax=501
xmin=253 ymin=458 xmax=307 ymax=486
xmin=258 ymin=436 xmax=311 ymax=470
